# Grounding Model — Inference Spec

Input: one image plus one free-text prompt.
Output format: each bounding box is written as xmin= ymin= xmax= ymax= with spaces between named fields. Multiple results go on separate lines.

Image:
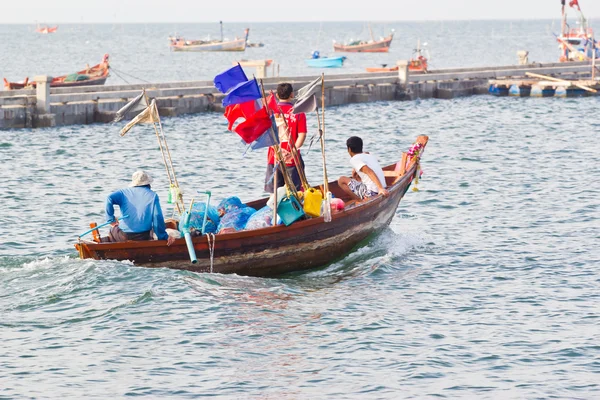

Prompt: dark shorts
xmin=108 ymin=226 xmax=151 ymax=242
xmin=264 ymin=155 xmax=305 ymax=193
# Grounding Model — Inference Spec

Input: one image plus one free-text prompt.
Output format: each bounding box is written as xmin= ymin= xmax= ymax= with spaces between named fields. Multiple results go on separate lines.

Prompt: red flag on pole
xmin=569 ymin=0 xmax=580 ymax=10
xmin=223 ymin=99 xmax=259 ymax=130
xmin=233 ymin=106 xmax=272 ymax=143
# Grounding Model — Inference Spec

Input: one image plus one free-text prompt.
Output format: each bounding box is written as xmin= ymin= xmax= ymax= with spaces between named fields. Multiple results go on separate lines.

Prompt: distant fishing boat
xmin=35 ymin=23 xmax=58 ymax=34
xmin=3 ymin=54 xmax=110 ymax=90
xmin=367 ymin=40 xmax=429 ymax=73
xmin=557 ymin=0 xmax=598 ymax=62
xmin=333 ymin=25 xmax=394 ymax=53
xmin=247 ymin=41 xmax=265 ymax=48
xmin=305 ymin=51 xmax=346 ymax=68
xmin=234 ymin=59 xmax=273 ymax=67
xmin=170 ymin=22 xmax=250 ymax=52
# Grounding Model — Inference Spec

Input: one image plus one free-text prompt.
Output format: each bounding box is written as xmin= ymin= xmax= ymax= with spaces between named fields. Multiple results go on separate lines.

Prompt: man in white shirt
xmin=338 ymin=136 xmax=389 ymax=201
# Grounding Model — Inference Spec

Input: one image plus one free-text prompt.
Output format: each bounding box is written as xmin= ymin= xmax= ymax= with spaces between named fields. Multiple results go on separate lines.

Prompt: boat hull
xmin=74 ymin=139 xmax=428 ymax=277
xmin=3 ymin=54 xmax=109 ymax=90
xmin=305 ymin=57 xmax=345 ymax=68
xmin=333 ymin=35 xmax=393 ymax=53
xmin=172 ymin=38 xmax=247 ymax=52
xmin=171 ymin=29 xmax=250 ymax=52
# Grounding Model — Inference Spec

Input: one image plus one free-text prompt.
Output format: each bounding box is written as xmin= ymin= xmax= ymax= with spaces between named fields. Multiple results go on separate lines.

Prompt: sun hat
xmin=130 ymin=170 xmax=154 ymax=187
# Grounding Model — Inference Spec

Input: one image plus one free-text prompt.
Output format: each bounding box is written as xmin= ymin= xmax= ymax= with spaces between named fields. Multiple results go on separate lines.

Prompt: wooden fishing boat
xmin=170 ymin=28 xmax=250 ymax=52
xmin=35 ymin=24 xmax=58 ymax=34
xmin=234 ymin=59 xmax=273 ymax=68
xmin=3 ymin=54 xmax=110 ymax=90
xmin=367 ymin=40 xmax=429 ymax=73
xmin=333 ymin=30 xmax=394 ymax=53
xmin=557 ymin=0 xmax=598 ymax=62
xmin=366 ymin=59 xmax=428 ymax=73
xmin=74 ymin=136 xmax=428 ymax=277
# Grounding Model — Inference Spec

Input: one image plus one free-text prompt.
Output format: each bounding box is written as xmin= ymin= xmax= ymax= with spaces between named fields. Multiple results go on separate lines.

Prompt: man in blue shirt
xmin=105 ymin=170 xmax=176 ymax=245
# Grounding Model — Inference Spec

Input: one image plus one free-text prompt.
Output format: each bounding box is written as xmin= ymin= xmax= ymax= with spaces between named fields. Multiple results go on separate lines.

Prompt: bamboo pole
xmin=320 ymin=74 xmax=329 ymax=194
xmin=593 ymin=35 xmax=597 ymax=81
xmin=318 ymin=73 xmax=332 ymax=222
xmin=143 ymin=90 xmax=183 ymax=213
xmin=525 ymin=72 xmax=597 ymax=93
xmin=272 ymin=166 xmax=278 ymax=226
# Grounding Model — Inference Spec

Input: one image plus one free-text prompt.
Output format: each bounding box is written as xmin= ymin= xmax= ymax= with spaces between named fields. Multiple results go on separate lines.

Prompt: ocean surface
xmin=0 ymin=20 xmax=573 ymax=83
xmin=1 ymin=21 xmax=600 ymax=399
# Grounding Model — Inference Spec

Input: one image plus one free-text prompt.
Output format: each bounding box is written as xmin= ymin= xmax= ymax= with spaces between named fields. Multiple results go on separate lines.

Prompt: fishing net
xmin=64 ymin=73 xmax=90 ymax=82
xmin=180 ymin=202 xmax=220 ymax=235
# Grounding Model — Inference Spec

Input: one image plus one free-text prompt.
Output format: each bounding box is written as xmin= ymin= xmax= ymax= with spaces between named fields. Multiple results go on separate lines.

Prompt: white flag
xmin=295 ymin=77 xmax=321 ymax=102
xmin=120 ymin=99 xmax=159 ymax=136
xmin=113 ymin=91 xmax=147 ymax=123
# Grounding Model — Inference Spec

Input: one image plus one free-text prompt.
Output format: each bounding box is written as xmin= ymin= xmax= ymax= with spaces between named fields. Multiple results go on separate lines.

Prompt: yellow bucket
xmin=303 ymin=188 xmax=323 ymax=218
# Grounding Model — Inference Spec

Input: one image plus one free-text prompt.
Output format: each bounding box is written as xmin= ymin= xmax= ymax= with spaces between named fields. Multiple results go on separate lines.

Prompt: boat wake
xmin=297 ymin=227 xmax=427 ymax=281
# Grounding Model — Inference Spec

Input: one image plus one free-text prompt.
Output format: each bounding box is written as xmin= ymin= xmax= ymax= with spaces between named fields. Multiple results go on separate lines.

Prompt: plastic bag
xmin=218 ymin=206 xmax=256 ymax=233
xmin=180 ymin=202 xmax=220 ymax=235
xmin=217 ymin=196 xmax=243 ymax=215
xmin=244 ymin=206 xmax=278 ymax=231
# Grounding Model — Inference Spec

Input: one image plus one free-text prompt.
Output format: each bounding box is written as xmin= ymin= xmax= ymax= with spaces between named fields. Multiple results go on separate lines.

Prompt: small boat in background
xmin=170 ymin=22 xmax=250 ymax=52
xmin=305 ymin=51 xmax=346 ymax=68
xmin=557 ymin=0 xmax=598 ymax=62
xmin=35 ymin=23 xmax=58 ymax=34
xmin=408 ymin=40 xmax=429 ymax=72
xmin=334 ymin=25 xmax=394 ymax=53
xmin=366 ymin=40 xmax=429 ymax=73
xmin=234 ymin=59 xmax=273 ymax=67
xmin=247 ymin=41 xmax=265 ymax=48
xmin=366 ymin=65 xmax=398 ymax=73
xmin=3 ymin=54 xmax=110 ymax=90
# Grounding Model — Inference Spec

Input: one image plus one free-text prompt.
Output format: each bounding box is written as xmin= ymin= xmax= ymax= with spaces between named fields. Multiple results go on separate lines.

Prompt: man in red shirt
xmin=264 ymin=83 xmax=307 ymax=193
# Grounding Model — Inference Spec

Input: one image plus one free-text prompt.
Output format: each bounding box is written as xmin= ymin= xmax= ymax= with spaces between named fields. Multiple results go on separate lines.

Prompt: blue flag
xmin=214 ymin=64 xmax=248 ymax=94
xmin=251 ymin=116 xmax=279 ymax=150
xmin=222 ymin=79 xmax=262 ymax=107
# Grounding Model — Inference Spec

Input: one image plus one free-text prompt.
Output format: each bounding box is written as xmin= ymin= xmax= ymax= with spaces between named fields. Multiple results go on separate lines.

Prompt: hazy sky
xmin=3 ymin=0 xmax=600 ymax=23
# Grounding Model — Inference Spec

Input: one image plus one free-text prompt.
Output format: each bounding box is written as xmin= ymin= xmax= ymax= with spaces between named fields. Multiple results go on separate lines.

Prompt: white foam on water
xmin=301 ymin=228 xmax=428 ymax=279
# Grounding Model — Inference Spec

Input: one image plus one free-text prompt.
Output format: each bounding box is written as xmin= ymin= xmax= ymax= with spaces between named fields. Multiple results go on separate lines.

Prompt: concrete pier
xmin=0 ymin=61 xmax=595 ymax=130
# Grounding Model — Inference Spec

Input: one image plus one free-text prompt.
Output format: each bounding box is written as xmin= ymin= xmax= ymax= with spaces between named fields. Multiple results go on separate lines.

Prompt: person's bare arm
xmin=359 ymin=165 xmax=389 ymax=196
xmin=295 ymin=132 xmax=306 ymax=149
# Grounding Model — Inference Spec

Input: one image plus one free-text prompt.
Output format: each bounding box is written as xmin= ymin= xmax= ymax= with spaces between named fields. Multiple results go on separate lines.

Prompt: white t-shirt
xmin=350 ymin=153 xmax=386 ymax=194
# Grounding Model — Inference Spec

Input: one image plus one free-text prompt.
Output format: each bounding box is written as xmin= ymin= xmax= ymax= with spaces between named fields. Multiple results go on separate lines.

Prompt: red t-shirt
xmin=267 ymin=102 xmax=307 ymax=166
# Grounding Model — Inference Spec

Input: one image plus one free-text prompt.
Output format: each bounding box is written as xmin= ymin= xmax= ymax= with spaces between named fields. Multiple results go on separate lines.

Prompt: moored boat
xmin=366 ymin=59 xmax=427 ymax=73
xmin=557 ymin=0 xmax=598 ymax=62
xmin=234 ymin=59 xmax=273 ymax=68
xmin=333 ymin=27 xmax=394 ymax=53
xmin=366 ymin=40 xmax=429 ymax=73
xmin=74 ymin=136 xmax=429 ymax=277
xmin=170 ymin=25 xmax=250 ymax=52
xmin=3 ymin=54 xmax=110 ymax=90
xmin=305 ymin=51 xmax=346 ymax=68
xmin=35 ymin=24 xmax=58 ymax=34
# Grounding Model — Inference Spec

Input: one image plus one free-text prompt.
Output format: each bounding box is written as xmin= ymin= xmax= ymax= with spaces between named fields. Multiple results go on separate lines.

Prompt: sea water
xmin=1 ymin=21 xmax=600 ymax=399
